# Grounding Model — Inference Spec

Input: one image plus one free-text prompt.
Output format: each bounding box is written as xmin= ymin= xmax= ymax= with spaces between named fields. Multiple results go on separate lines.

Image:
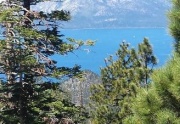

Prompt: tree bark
xmin=19 ymin=1 xmax=31 ymax=124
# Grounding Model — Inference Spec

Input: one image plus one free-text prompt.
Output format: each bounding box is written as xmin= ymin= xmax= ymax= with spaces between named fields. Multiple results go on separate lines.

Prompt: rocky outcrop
xmin=59 ymin=70 xmax=101 ymax=107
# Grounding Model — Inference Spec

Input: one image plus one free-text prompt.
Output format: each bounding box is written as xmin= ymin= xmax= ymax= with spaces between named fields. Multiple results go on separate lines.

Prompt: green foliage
xmin=128 ymin=54 xmax=180 ymax=124
xmin=0 ymin=0 xmax=91 ymax=123
xmin=90 ymin=38 xmax=157 ymax=124
xmin=29 ymin=86 xmax=88 ymax=124
xmin=168 ymin=0 xmax=180 ymax=54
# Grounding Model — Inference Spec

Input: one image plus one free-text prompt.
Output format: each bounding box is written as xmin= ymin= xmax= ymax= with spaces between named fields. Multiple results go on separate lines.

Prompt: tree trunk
xmin=18 ymin=1 xmax=31 ymax=123
xmin=23 ymin=0 xmax=30 ymax=10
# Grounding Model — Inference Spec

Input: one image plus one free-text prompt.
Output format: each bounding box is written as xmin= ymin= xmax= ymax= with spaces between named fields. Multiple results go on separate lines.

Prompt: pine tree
xmin=0 ymin=0 xmax=92 ymax=123
xmin=124 ymin=0 xmax=180 ymax=123
xmin=90 ymin=38 xmax=156 ymax=124
xmin=138 ymin=38 xmax=157 ymax=87
xmin=168 ymin=0 xmax=180 ymax=54
xmin=124 ymin=54 xmax=180 ymax=124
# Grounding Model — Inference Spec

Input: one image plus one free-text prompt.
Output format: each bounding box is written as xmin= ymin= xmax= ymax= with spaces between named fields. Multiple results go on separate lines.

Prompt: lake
xmin=55 ymin=28 xmax=173 ymax=75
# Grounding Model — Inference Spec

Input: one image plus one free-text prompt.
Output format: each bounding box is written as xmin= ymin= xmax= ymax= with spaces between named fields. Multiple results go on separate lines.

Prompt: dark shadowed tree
xmin=0 ymin=0 xmax=92 ymax=123
xmin=138 ymin=38 xmax=157 ymax=87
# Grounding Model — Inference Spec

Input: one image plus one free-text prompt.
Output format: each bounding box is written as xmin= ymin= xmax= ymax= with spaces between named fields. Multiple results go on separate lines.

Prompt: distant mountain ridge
xmin=32 ymin=0 xmax=171 ymax=28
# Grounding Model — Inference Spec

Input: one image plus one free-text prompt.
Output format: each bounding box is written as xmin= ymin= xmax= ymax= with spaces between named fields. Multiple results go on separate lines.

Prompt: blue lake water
xmin=55 ymin=28 xmax=173 ymax=75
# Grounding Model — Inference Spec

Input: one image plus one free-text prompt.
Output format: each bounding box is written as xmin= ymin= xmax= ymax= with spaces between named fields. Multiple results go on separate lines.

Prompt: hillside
xmin=32 ymin=0 xmax=171 ymax=28
xmin=59 ymin=70 xmax=101 ymax=107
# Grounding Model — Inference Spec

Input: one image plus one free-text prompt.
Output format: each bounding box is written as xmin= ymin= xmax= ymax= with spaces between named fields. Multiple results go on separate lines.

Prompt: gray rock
xmin=59 ymin=70 xmax=101 ymax=107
